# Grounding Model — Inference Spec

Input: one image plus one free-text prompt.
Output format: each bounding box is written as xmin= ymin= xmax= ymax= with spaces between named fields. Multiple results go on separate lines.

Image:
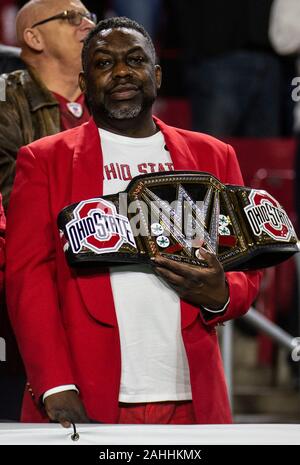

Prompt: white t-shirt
xmin=100 ymin=127 xmax=192 ymax=403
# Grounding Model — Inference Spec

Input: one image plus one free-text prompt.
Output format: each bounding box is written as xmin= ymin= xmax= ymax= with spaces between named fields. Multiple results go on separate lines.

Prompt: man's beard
xmin=105 ymin=102 xmax=143 ymax=120
xmin=88 ymin=90 xmax=155 ymax=121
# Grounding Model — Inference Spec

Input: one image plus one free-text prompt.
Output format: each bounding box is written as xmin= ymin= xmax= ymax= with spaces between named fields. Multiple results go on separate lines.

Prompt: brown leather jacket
xmin=0 ymin=66 xmax=60 ymax=210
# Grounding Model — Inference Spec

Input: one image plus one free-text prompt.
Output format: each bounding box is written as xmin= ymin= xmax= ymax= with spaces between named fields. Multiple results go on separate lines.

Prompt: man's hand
xmin=44 ymin=390 xmax=90 ymax=428
xmin=152 ymin=247 xmax=229 ymax=309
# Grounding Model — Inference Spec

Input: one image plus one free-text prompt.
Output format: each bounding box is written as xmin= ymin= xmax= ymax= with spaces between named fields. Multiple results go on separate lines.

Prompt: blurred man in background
xmin=0 ymin=0 xmax=96 ymax=210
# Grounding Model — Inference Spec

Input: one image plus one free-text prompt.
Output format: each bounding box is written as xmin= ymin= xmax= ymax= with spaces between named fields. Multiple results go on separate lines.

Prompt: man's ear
xmin=155 ymin=64 xmax=162 ymax=90
xmin=79 ymin=72 xmax=86 ymax=93
xmin=23 ymin=27 xmax=44 ymax=52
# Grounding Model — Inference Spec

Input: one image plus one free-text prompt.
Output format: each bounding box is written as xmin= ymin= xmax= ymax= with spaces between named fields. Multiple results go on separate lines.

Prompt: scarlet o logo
xmin=245 ymin=190 xmax=294 ymax=242
xmin=77 ymin=199 xmax=122 ymax=251
xmin=66 ymin=198 xmax=136 ymax=254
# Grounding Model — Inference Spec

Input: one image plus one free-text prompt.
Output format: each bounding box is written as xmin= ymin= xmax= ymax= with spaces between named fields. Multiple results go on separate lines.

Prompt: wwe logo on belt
xmin=244 ymin=190 xmax=295 ymax=241
xmin=65 ymin=198 xmax=136 ymax=254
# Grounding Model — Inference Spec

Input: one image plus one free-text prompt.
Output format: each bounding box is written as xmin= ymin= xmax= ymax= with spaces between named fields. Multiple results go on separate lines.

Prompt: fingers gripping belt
xmin=57 ymin=171 xmax=299 ymax=271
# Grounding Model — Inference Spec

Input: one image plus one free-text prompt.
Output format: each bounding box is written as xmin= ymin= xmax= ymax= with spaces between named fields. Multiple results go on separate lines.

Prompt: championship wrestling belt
xmin=57 ymin=171 xmax=299 ymax=271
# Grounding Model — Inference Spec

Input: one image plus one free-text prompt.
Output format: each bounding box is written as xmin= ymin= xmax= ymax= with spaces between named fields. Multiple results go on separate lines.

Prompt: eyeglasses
xmin=31 ymin=10 xmax=97 ymax=28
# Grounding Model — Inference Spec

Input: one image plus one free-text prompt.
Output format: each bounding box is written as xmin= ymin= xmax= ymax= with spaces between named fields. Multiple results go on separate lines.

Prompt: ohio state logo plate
xmin=58 ymin=171 xmax=299 ymax=271
xmin=65 ymin=198 xmax=136 ymax=254
xmin=244 ymin=190 xmax=295 ymax=242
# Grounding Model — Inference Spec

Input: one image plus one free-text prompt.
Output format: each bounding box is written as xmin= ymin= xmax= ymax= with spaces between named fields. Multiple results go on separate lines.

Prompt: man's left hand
xmin=152 ymin=247 xmax=229 ymax=310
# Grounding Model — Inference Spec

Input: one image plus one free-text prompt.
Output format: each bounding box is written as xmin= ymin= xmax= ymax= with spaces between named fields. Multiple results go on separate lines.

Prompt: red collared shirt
xmin=52 ymin=92 xmax=90 ymax=131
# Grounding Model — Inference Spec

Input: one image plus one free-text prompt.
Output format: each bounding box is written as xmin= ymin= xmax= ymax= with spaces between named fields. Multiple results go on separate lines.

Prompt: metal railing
xmin=221 ymin=309 xmax=300 ymax=408
xmin=221 ymin=254 xmax=300 ymax=408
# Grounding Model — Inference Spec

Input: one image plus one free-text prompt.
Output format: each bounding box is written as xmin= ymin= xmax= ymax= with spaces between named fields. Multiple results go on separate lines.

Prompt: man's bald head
xmin=15 ymin=0 xmax=94 ymax=79
xmin=17 ymin=1 xmax=54 ymax=46
xmin=16 ymin=0 xmax=87 ymax=47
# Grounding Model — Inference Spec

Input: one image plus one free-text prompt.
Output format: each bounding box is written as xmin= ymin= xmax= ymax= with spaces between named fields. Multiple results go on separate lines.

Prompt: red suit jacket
xmin=0 ymin=193 xmax=5 ymax=294
xmin=6 ymin=117 xmax=261 ymax=423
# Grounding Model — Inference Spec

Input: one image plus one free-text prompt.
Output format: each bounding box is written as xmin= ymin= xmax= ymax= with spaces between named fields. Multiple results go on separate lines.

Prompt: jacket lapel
xmin=72 ymin=119 xmax=117 ymax=327
xmin=154 ymin=117 xmax=199 ymax=171
xmin=71 ymin=118 xmax=103 ymax=202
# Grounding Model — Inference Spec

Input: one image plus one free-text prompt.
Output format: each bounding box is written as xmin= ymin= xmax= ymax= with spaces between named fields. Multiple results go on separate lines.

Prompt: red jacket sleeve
xmin=0 ymin=193 xmax=5 ymax=295
xmin=5 ymin=146 xmax=76 ymax=401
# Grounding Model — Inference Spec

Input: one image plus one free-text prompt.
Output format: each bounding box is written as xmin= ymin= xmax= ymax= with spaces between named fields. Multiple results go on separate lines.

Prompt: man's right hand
xmin=44 ymin=390 xmax=90 ymax=428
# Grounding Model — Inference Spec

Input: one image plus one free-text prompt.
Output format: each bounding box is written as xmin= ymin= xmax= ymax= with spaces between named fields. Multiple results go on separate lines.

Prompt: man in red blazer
xmin=6 ymin=17 xmax=261 ymax=427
